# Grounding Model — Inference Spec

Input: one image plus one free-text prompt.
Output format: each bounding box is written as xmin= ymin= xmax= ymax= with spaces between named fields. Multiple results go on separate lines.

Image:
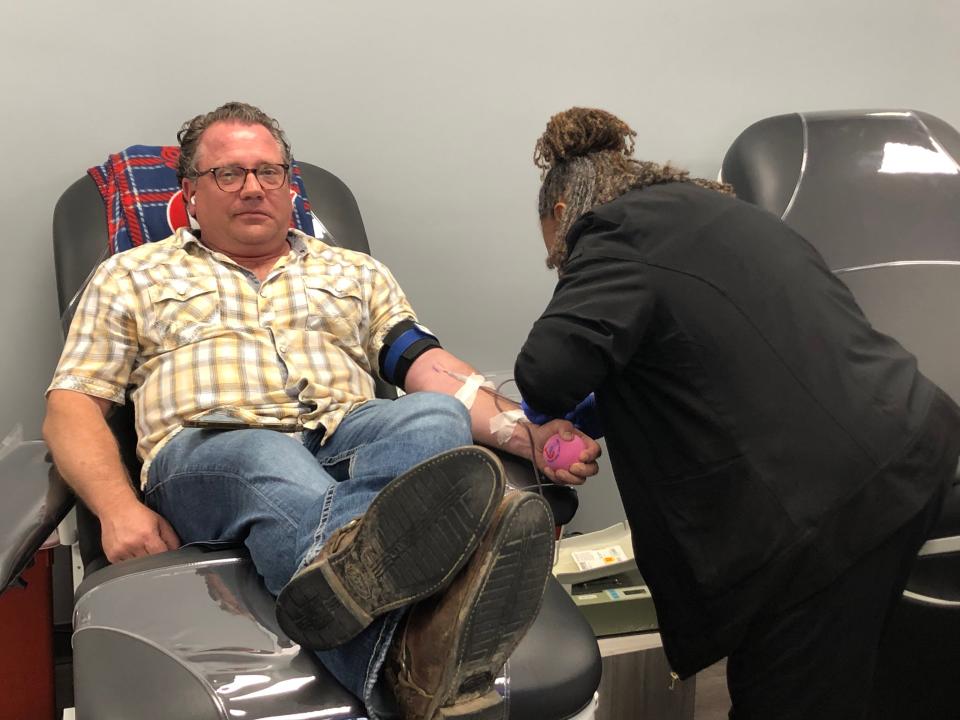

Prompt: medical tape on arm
xmin=434 ymin=364 xmax=495 ymax=410
xmin=435 ymin=364 xmax=526 ymax=443
xmin=454 ymin=373 xmax=494 ymax=409
xmin=489 ymin=408 xmax=526 ymax=446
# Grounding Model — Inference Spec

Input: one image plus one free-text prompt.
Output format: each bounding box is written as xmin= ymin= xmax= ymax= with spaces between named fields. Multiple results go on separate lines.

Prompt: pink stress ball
xmin=543 ymin=434 xmax=587 ymax=472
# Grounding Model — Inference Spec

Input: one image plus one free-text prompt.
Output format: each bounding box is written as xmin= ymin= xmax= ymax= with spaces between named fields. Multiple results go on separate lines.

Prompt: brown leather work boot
xmin=276 ymin=446 xmax=506 ymax=650
xmin=385 ymin=490 xmax=556 ymax=720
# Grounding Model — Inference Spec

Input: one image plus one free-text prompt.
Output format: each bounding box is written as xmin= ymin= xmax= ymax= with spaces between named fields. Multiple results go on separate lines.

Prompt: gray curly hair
xmin=176 ymin=101 xmax=292 ymax=182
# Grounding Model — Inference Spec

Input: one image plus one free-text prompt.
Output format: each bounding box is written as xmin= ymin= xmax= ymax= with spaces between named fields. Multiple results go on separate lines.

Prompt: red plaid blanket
xmin=88 ymin=145 xmax=314 ymax=254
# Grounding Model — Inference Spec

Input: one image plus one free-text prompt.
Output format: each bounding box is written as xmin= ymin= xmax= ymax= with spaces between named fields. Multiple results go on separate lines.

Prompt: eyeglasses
xmin=191 ymin=163 xmax=290 ymax=192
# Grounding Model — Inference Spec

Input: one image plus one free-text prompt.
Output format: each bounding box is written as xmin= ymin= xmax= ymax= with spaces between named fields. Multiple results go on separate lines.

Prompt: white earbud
xmin=190 ymin=196 xmax=196 ymax=205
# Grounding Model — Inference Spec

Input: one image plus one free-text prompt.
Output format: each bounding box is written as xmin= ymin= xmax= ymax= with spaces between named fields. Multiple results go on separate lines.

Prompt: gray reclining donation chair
xmin=0 ymin=155 xmax=601 ymax=720
xmin=722 ymin=108 xmax=960 ymax=720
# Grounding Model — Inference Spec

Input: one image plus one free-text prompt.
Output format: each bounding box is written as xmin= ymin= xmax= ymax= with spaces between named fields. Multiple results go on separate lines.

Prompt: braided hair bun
xmin=534 ymin=107 xmax=636 ymax=171
xmin=534 ymin=106 xmax=733 ymax=271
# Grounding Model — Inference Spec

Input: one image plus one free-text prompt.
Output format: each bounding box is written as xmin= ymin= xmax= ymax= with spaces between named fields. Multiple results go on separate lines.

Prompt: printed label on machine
xmin=571 ymin=545 xmax=629 ymax=572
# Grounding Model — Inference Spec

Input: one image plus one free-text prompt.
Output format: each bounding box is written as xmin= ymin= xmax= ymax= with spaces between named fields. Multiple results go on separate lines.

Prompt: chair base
xmin=73 ymin=546 xmax=600 ymax=720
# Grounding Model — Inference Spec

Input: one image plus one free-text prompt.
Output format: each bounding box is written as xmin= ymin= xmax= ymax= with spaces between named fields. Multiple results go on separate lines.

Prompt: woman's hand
xmin=530 ymin=419 xmax=602 ymax=486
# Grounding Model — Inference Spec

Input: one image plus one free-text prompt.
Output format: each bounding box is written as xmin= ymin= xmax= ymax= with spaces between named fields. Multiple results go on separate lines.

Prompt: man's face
xmin=182 ymin=121 xmax=291 ymax=252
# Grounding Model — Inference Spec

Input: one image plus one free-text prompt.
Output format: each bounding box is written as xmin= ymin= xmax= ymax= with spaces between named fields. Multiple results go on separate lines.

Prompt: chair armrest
xmin=74 ymin=542 xmax=243 ymax=599
xmin=491 ymin=448 xmax=579 ymax=526
xmin=0 ymin=440 xmax=74 ymax=593
xmin=928 ymin=477 xmax=960 ymax=540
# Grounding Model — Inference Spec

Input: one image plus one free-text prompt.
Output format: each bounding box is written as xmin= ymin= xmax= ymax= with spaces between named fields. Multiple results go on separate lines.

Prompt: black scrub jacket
xmin=515 ymin=182 xmax=960 ymax=676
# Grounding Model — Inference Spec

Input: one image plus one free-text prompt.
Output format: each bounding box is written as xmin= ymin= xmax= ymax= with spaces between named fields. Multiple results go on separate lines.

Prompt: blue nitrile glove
xmin=567 ymin=393 xmax=604 ymax=439
xmin=521 ymin=393 xmax=604 ymax=439
xmin=520 ymin=398 xmax=554 ymax=426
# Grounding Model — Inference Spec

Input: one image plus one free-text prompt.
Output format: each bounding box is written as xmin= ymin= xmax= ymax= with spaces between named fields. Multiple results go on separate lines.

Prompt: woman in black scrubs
xmin=515 ymin=107 xmax=960 ymax=719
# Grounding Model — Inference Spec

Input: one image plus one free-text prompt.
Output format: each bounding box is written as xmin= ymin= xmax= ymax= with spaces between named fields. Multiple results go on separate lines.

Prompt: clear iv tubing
xmin=433 ymin=364 xmax=557 ymax=495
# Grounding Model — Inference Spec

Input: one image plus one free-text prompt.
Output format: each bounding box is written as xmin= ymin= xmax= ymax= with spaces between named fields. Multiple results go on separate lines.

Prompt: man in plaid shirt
xmin=43 ymin=102 xmax=600 ymax=720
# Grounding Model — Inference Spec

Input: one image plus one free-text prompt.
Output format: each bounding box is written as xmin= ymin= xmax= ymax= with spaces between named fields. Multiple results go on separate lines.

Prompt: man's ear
xmin=182 ymin=179 xmax=196 ymax=216
xmin=553 ymin=201 xmax=566 ymax=222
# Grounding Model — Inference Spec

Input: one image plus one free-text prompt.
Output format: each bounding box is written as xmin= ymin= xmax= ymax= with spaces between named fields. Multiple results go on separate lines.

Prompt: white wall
xmin=2 ymin=0 xmax=958 ymax=531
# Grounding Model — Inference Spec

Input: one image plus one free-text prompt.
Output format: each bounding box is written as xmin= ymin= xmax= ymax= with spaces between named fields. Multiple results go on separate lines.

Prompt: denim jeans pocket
xmin=318 ymin=446 xmax=360 ymax=482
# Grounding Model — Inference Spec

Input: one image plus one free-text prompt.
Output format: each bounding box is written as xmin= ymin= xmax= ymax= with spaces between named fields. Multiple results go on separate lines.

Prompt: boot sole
xmin=434 ymin=492 xmax=556 ymax=720
xmin=437 ymin=691 xmax=503 ymax=719
xmin=276 ymin=446 xmax=505 ymax=650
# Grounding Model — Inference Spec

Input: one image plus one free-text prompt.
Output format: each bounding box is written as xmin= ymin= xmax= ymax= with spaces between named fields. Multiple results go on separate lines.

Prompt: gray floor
xmin=694 ymin=660 xmax=730 ymax=720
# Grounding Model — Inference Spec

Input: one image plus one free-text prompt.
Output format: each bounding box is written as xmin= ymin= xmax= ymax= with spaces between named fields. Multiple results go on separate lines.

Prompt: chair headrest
xmin=88 ymin=145 xmax=314 ymax=255
xmin=721 ymin=110 xmax=960 ymax=269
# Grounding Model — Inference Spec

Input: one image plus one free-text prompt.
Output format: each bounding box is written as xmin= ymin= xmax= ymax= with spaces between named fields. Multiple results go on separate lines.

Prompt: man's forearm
xmin=403 ymin=348 xmax=532 ymax=457
xmin=403 ymin=348 xmax=601 ymax=485
xmin=43 ymin=389 xmax=138 ymax=516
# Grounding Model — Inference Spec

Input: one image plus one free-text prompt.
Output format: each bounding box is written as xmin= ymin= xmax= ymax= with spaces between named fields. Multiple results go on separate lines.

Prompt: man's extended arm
xmin=403 ymin=348 xmax=600 ymax=486
xmin=43 ymin=389 xmax=179 ymax=562
xmin=361 ymin=259 xmax=600 ymax=483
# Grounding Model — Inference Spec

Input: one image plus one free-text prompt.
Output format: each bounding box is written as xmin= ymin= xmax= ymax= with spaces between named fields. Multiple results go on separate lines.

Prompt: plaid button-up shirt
xmin=48 ymin=228 xmax=417 ymax=487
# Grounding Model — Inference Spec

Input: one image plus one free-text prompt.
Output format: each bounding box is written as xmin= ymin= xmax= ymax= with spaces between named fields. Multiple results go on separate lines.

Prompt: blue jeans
xmin=145 ymin=393 xmax=473 ymax=717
